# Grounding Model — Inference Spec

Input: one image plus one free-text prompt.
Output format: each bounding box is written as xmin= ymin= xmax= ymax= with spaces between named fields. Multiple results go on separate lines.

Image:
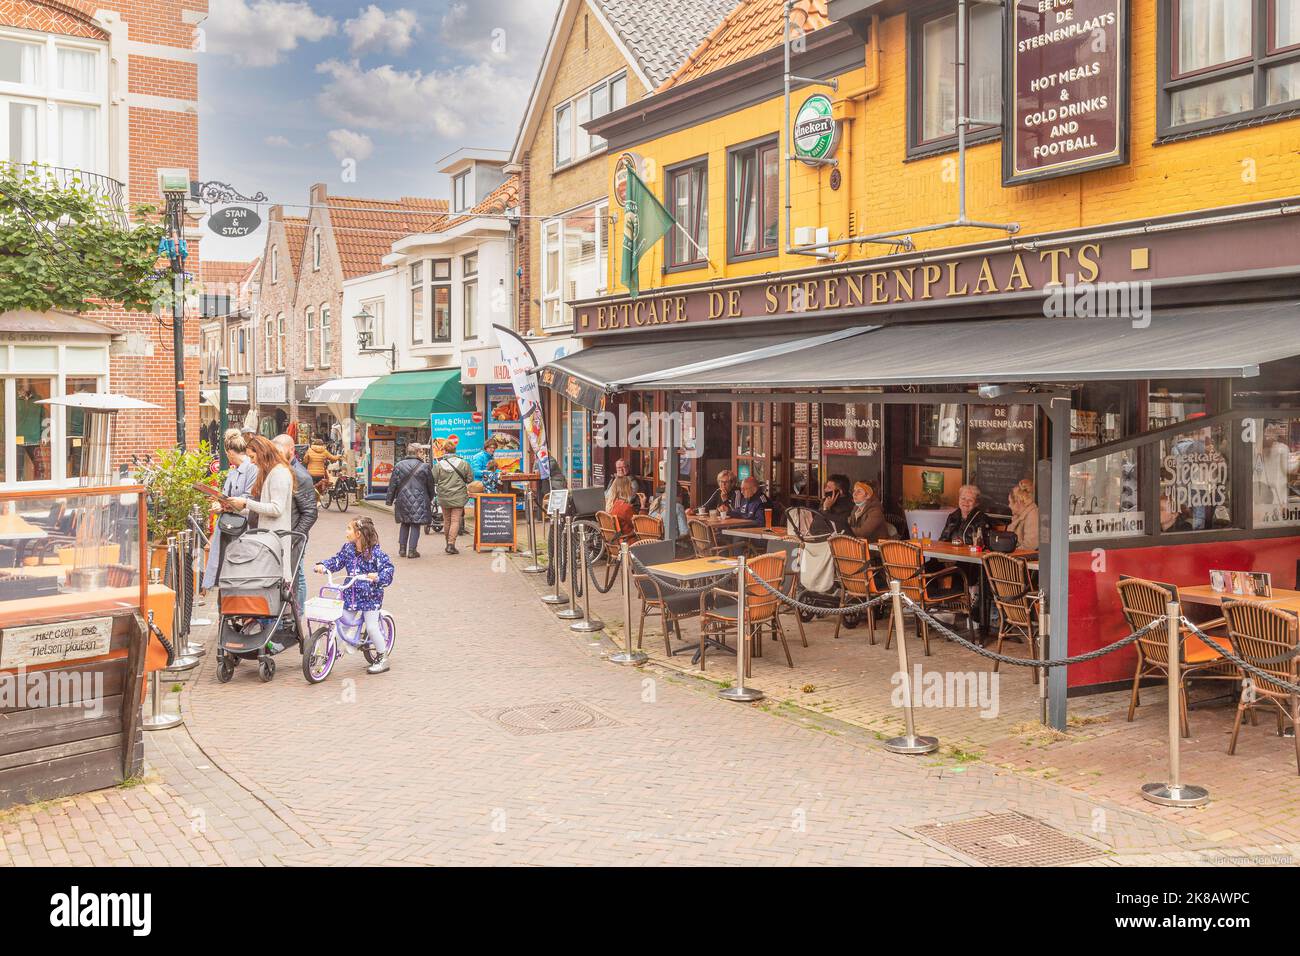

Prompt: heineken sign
xmin=793 ymin=94 xmax=839 ymax=165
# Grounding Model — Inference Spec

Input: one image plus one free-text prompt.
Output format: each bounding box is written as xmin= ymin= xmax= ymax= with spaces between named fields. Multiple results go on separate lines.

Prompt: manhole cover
xmin=911 ymin=812 xmax=1105 ymax=866
xmin=474 ymin=701 xmax=621 ymax=737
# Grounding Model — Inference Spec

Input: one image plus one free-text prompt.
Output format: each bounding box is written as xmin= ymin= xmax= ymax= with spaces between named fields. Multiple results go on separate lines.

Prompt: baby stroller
xmin=215 ymin=526 xmax=307 ymax=683
xmin=784 ymin=506 xmax=860 ymax=628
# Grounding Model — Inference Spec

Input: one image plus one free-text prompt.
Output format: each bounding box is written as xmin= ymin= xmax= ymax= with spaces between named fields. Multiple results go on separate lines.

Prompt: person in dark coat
xmin=273 ymin=434 xmax=318 ymax=613
xmin=386 ymin=444 xmax=435 ymax=558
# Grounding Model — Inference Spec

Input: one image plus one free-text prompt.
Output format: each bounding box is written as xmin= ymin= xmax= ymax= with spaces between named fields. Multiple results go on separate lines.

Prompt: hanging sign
xmin=206 ymin=205 xmax=262 ymax=238
xmin=793 ymin=94 xmax=840 ymax=165
xmin=612 ymin=153 xmax=644 ymax=209
xmin=1004 ymin=0 xmax=1129 ymax=186
xmin=966 ymin=404 xmax=1037 ymax=512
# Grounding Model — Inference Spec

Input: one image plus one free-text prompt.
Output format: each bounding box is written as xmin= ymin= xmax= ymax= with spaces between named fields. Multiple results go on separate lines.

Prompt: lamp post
xmin=158 ymin=169 xmax=191 ymax=449
xmin=353 ymin=308 xmax=396 ymax=370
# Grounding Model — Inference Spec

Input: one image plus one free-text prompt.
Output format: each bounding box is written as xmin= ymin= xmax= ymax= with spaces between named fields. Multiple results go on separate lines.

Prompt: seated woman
xmin=732 ymin=476 xmax=770 ymax=526
xmin=818 ymin=474 xmax=853 ymax=532
xmin=605 ymin=475 xmax=638 ymax=541
xmin=1006 ymin=485 xmax=1040 ymax=550
xmin=649 ymin=486 xmax=690 ymax=541
xmin=940 ymin=483 xmax=993 ymax=545
xmin=846 ymin=481 xmax=893 ymax=541
xmin=697 ymin=468 xmax=740 ymax=514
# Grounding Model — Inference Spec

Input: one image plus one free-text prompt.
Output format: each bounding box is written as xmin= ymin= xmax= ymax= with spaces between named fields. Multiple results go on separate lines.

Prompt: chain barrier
xmin=898 ymin=593 xmax=1165 ymax=668
xmin=740 ymin=564 xmax=893 ymax=616
xmin=628 ymin=550 xmax=726 ymax=597
xmin=582 ymin=532 xmax=619 ymax=595
xmin=1179 ymin=617 xmax=1300 ymax=697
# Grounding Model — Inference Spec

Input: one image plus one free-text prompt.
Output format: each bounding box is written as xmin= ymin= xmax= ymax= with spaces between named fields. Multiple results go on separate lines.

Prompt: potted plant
xmin=135 ymin=442 xmax=221 ymax=570
xmin=900 ymin=493 xmax=954 ymax=542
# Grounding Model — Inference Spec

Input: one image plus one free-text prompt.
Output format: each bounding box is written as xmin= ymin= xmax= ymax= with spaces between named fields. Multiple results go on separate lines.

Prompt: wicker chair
xmin=629 ymin=539 xmax=694 ymax=657
xmin=877 ymin=540 xmax=971 ymax=656
xmin=687 ymin=517 xmax=746 ymax=559
xmin=1222 ymin=600 xmax=1300 ymax=772
xmin=1116 ymin=577 xmax=1238 ymax=737
xmin=828 ymin=533 xmax=885 ymax=644
xmin=698 ymin=553 xmax=791 ymax=674
xmin=764 ymin=536 xmax=808 ymax=650
xmin=982 ymin=552 xmax=1041 ymax=682
xmin=632 ymin=514 xmax=663 ymax=544
xmin=594 ymin=510 xmax=625 ymax=591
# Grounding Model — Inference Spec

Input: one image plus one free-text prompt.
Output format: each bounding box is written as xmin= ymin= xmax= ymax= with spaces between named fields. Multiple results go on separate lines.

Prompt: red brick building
xmin=0 ymin=0 xmax=204 ymax=484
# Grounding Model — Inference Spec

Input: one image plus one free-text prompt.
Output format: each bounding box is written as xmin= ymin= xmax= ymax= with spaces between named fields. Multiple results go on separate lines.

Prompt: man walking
xmin=433 ymin=436 xmax=473 ymax=555
xmin=273 ymin=433 xmax=318 ymax=611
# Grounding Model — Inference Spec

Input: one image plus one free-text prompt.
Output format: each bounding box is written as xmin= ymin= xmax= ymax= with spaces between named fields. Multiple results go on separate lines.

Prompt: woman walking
xmin=386 ymin=443 xmax=435 ymax=558
xmin=433 ymin=440 xmax=474 ymax=555
xmin=201 ymin=428 xmax=259 ymax=592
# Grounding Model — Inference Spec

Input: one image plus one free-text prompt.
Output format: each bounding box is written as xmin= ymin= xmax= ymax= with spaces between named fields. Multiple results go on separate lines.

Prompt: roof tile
xmin=659 ymin=0 xmax=829 ymax=90
xmin=324 ymin=196 xmax=448 ymax=279
xmin=593 ymin=0 xmax=740 ymax=87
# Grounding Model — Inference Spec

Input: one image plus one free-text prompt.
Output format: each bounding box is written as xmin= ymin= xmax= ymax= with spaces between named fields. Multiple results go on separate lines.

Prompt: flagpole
xmin=674 ymin=221 xmax=710 ymax=265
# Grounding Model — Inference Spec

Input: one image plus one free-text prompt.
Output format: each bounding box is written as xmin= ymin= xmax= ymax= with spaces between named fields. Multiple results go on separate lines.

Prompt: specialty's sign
xmin=966 ymin=404 xmax=1037 ymax=511
xmin=206 ymin=205 xmax=262 ymax=238
xmin=793 ymin=94 xmax=840 ymax=165
xmin=1 ymin=616 xmax=113 ymax=670
xmin=1005 ymin=0 xmax=1129 ymax=186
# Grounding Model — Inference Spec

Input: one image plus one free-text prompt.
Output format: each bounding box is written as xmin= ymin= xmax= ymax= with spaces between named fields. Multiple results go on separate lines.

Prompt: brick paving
xmin=0 ymin=507 xmax=1293 ymax=866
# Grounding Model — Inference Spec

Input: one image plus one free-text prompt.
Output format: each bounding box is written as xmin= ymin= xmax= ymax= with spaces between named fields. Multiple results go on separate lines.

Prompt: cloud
xmin=438 ymin=0 xmax=559 ymax=64
xmin=206 ymin=0 xmax=337 ymax=66
xmin=326 ymin=128 xmax=374 ymax=162
xmin=315 ymin=58 xmax=518 ymax=138
xmin=344 ymin=4 xmax=420 ymax=55
xmin=263 ymin=134 xmax=293 ymax=147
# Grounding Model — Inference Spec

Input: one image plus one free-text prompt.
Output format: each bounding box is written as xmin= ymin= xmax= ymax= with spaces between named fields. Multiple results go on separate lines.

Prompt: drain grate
xmin=911 ymin=812 xmax=1105 ymax=867
xmin=474 ymin=700 xmax=621 ymax=737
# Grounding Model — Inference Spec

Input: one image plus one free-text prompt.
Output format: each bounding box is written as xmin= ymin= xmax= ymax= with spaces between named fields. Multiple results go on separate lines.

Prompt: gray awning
xmin=542 ymin=327 xmax=873 ymax=391
xmin=309 ymin=377 xmax=379 ymax=405
xmin=625 ymin=302 xmax=1300 ymax=390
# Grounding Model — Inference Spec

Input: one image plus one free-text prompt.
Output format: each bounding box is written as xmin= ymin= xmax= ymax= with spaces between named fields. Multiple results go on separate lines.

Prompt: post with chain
xmin=540 ymin=513 xmax=569 ymax=606
xmin=521 ymin=490 xmax=545 ymax=574
xmin=556 ymin=516 xmax=583 ymax=622
xmin=570 ymin=523 xmax=605 ymax=634
xmin=719 ymin=555 xmax=763 ymax=702
xmin=884 ymin=580 xmax=938 ymax=755
xmin=610 ymin=541 xmax=646 ymax=665
xmin=1037 ymin=589 xmax=1049 ymax=725
xmin=1141 ymin=600 xmax=1210 ymax=807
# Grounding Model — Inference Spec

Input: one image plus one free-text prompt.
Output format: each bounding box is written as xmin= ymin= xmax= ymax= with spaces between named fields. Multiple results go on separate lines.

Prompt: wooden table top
xmin=869 ymin=540 xmax=1037 ymax=565
xmin=0 ymin=513 xmax=46 ymax=541
xmin=646 ymin=557 xmax=739 ymax=581
xmin=720 ymin=526 xmax=783 ymax=540
xmin=1180 ymin=584 xmax=1300 ymax=613
xmin=690 ymin=515 xmax=757 ymax=529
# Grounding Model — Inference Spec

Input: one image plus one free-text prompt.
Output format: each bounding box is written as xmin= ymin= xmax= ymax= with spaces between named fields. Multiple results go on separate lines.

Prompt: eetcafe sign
xmin=1004 ymin=0 xmax=1129 ymax=186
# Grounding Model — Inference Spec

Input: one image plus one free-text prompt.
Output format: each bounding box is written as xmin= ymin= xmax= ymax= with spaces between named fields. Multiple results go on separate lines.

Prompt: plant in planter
xmin=136 ymin=442 xmax=221 ymax=548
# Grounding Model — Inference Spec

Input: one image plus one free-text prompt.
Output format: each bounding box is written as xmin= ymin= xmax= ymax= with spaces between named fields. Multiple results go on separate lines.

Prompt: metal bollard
xmin=570 ymin=524 xmax=605 ymax=634
xmin=1037 ymin=590 xmax=1048 ymax=725
xmin=883 ymin=580 xmax=938 ymax=754
xmin=165 ymin=537 xmax=199 ymax=673
xmin=1141 ymin=601 xmax=1210 ymax=807
xmin=719 ymin=555 xmax=763 ymax=702
xmin=610 ymin=541 xmax=647 ymax=665
xmin=556 ymin=517 xmax=584 ymax=621
xmin=521 ymin=490 xmax=545 ymax=574
xmin=540 ymin=514 xmax=570 ymax=606
xmin=142 ymin=611 xmax=183 ymax=731
xmin=179 ymin=531 xmax=207 ymax=658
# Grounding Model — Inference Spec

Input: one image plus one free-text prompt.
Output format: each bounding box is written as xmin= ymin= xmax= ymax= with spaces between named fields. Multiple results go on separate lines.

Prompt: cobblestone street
xmin=3 ymin=507 xmax=1290 ymax=867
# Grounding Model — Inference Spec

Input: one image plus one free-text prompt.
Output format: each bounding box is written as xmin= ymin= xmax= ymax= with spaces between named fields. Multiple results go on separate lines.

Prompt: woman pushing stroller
xmin=314 ymin=516 xmax=396 ymax=675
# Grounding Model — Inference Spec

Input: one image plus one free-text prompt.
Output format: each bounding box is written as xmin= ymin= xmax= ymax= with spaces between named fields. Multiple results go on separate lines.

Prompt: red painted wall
xmin=1067 ymin=536 xmax=1300 ymax=688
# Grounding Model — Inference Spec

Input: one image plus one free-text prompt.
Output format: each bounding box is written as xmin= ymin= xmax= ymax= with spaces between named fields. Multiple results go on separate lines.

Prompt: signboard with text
xmin=1005 ymin=0 xmax=1129 ymax=186
xmin=1 ymin=616 xmax=113 ymax=670
xmin=967 ymin=404 xmax=1037 ymax=512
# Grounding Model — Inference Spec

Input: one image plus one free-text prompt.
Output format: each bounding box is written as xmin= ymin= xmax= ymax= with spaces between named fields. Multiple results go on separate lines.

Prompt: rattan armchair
xmin=877 ymin=540 xmax=972 ymax=656
xmin=828 ymin=533 xmax=885 ymax=644
xmin=687 ymin=517 xmax=746 ymax=559
xmin=1222 ymin=600 xmax=1300 ymax=773
xmin=699 ymin=553 xmax=792 ymax=674
xmin=982 ymin=552 xmax=1041 ymax=681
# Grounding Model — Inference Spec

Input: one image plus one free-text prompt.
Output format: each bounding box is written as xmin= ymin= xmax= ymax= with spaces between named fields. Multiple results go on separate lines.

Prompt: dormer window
xmin=452 ymin=171 xmax=470 ymax=213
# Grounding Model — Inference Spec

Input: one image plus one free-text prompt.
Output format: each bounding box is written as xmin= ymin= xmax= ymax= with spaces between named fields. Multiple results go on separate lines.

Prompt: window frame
xmin=410 ymin=261 xmax=424 ymax=346
xmin=452 ymin=171 xmax=470 ymax=213
xmin=726 ymin=136 xmax=780 ymax=264
xmin=276 ymin=313 xmax=286 ymax=371
xmin=264 ymin=316 xmax=273 ymax=372
xmin=429 ymin=259 xmax=452 ymax=344
xmin=312 ymin=228 xmax=321 ymax=270
xmin=303 ymin=307 xmax=315 ymax=369
xmin=540 ymin=201 xmax=609 ymax=330
xmin=462 ymin=252 xmax=478 ymax=341
xmin=665 ymin=156 xmax=708 ymax=272
xmin=552 ymin=71 xmax=627 ymax=171
xmin=906 ymin=1 xmax=1004 ymax=159
xmin=270 ymin=246 xmax=278 ymax=284
xmin=1157 ymin=0 xmax=1300 ymax=139
xmin=361 ymin=296 xmax=385 ymax=347
xmin=0 ymin=30 xmax=108 ymax=173
xmin=319 ymin=303 xmax=331 ymax=367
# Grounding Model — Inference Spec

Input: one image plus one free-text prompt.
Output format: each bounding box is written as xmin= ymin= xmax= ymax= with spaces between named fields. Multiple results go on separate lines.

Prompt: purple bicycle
xmin=302 ymin=570 xmax=397 ymax=683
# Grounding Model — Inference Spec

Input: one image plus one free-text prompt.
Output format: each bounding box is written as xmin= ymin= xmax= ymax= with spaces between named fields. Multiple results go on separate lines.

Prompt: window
xmin=304 ymin=308 xmax=315 ymax=369
xmin=410 ymin=261 xmax=424 ymax=344
xmin=312 ymin=228 xmax=321 ymax=270
xmin=553 ymin=72 xmax=626 ymax=167
xmin=0 ymin=34 xmax=106 ymax=172
xmin=276 ymin=313 xmax=286 ymax=370
xmin=541 ymin=203 xmax=609 ymax=329
xmin=666 ymin=159 xmax=708 ymax=269
xmin=361 ymin=297 xmax=386 ymax=346
xmin=1250 ymin=417 xmax=1300 ymax=528
xmin=270 ymin=246 xmax=278 ymax=284
xmin=14 ymin=378 xmax=52 ymax=482
xmin=728 ymin=140 xmax=778 ymax=260
xmin=911 ymin=3 xmax=1003 ymax=152
xmin=264 ymin=317 xmax=273 ymax=371
xmin=452 ymin=171 xmax=470 ymax=213
xmin=319 ymin=304 xmax=331 ymax=366
xmin=1159 ymin=420 xmax=1234 ymax=531
xmin=229 ymin=330 xmax=238 ymax=376
xmin=1161 ymin=0 xmax=1300 ymax=135
xmin=462 ymin=253 xmax=478 ymax=340
xmin=237 ymin=327 xmax=247 ymax=374
xmin=431 ymin=260 xmax=451 ymax=342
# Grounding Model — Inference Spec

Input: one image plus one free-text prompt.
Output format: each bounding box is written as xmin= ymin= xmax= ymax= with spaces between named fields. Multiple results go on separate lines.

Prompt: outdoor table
xmin=1179 ymin=584 xmax=1300 ymax=614
xmin=0 ymin=513 xmax=49 ymax=565
xmin=720 ymin=526 xmax=783 ymax=541
xmin=690 ymin=515 xmax=754 ymax=530
xmin=645 ymin=556 xmax=740 ymax=662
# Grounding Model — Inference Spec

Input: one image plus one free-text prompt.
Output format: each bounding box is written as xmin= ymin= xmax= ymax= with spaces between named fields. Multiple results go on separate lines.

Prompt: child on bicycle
xmin=313 ymin=516 xmax=396 ymax=674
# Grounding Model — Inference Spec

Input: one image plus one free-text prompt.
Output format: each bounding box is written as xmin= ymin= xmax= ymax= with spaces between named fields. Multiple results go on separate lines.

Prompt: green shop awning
xmin=355 ymin=369 xmax=471 ymax=427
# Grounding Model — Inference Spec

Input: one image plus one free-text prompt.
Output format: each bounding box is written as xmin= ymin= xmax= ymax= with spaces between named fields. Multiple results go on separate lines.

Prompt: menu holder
xmin=1210 ymin=569 xmax=1272 ymax=598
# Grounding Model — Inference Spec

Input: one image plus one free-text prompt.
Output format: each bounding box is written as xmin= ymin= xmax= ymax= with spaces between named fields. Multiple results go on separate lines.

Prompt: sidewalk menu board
xmin=967 ymin=404 xmax=1037 ymax=512
xmin=1004 ymin=0 xmax=1128 ymax=186
xmin=474 ymin=494 xmax=517 ymax=551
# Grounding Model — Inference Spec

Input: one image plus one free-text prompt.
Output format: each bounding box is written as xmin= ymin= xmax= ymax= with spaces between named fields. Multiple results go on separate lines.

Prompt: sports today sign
xmin=793 ymin=94 xmax=839 ymax=165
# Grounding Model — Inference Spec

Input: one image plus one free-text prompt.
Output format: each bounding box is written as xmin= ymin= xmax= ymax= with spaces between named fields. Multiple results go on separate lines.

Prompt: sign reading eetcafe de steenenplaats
xmin=1004 ymin=0 xmax=1129 ymax=186
xmin=0 ymin=616 xmax=113 ymax=670
xmin=793 ymin=94 xmax=840 ymax=165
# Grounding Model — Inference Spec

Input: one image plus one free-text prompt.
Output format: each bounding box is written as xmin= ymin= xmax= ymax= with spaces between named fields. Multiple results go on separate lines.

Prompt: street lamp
xmin=353 ymin=308 xmax=396 ymax=370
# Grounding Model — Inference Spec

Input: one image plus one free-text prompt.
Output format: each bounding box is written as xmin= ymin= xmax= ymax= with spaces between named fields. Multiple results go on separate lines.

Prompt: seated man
xmin=818 ymin=474 xmax=853 ymax=532
xmin=732 ymin=476 xmax=770 ymax=526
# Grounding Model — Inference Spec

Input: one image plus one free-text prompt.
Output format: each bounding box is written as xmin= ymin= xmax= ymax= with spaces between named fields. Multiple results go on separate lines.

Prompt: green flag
xmin=619 ymin=168 xmax=675 ymax=299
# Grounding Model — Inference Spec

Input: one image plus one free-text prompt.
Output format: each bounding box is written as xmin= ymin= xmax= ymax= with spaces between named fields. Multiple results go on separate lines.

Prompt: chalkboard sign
xmin=966 ymin=404 xmax=1036 ymax=513
xmin=474 ymin=494 xmax=517 ymax=551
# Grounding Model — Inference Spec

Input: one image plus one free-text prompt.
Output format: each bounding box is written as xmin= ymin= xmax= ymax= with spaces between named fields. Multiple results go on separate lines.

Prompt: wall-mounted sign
xmin=256 ymin=375 xmax=287 ymax=405
xmin=1004 ymin=0 xmax=1129 ymax=186
xmin=206 ymin=205 xmax=262 ymax=238
xmin=793 ymin=94 xmax=840 ymax=165
xmin=966 ymin=404 xmax=1037 ymax=512
xmin=612 ymin=153 xmax=643 ymax=208
xmin=0 ymin=616 xmax=113 ymax=670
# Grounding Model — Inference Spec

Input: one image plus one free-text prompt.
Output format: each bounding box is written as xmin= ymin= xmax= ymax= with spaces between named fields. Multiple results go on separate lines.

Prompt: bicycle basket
xmin=304 ymin=594 xmax=346 ymax=623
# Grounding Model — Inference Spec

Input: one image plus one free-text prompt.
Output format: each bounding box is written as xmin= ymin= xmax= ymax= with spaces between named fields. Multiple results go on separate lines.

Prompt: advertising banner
xmin=493 ymin=325 xmax=552 ymax=479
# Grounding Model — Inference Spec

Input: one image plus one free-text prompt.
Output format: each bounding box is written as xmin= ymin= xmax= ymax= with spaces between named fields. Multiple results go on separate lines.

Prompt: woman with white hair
xmin=939 ymin=483 xmax=993 ymax=546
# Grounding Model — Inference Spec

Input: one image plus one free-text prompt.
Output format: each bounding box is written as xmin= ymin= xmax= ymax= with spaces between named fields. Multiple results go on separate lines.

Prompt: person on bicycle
xmin=303 ymin=437 xmax=342 ymax=496
xmin=314 ymin=516 xmax=395 ymax=675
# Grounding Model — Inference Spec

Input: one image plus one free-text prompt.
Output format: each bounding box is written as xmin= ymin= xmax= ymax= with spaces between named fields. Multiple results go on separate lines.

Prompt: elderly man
xmin=939 ymin=483 xmax=993 ymax=546
xmin=272 ymin=433 xmax=318 ymax=611
xmin=732 ymin=476 xmax=770 ymax=526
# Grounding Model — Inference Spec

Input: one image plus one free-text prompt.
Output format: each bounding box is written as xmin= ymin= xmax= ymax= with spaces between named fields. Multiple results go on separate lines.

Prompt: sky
xmin=199 ymin=0 xmax=561 ymax=260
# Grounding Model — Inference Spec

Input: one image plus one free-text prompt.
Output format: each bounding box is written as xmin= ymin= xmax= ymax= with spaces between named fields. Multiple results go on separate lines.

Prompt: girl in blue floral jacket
xmin=314 ymin=516 xmax=396 ymax=671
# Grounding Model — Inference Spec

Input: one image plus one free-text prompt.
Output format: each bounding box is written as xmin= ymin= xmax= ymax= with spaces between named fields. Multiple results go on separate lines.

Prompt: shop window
xmin=1160 ymin=0 xmax=1300 ymax=137
xmin=734 ymin=401 xmax=774 ymax=491
xmin=1250 ymin=416 xmax=1300 ymax=528
xmin=430 ymin=261 xmax=451 ymax=343
xmin=541 ymin=204 xmax=608 ymax=330
xmin=728 ymin=139 xmax=778 ymax=261
xmin=1070 ymin=450 xmax=1144 ymax=540
xmin=624 ymin=393 xmax=658 ymax=492
xmin=1159 ymin=420 xmax=1234 ymax=532
xmin=1233 ymin=355 xmax=1300 ymax=407
xmin=410 ymin=261 xmax=424 ymax=345
xmin=14 ymin=378 xmax=52 ymax=483
xmin=911 ymin=402 xmax=964 ymax=460
xmin=909 ymin=2 xmax=1003 ymax=155
xmin=554 ymin=72 xmax=626 ymax=168
xmin=789 ymin=402 xmax=822 ymax=505
xmin=64 ymin=376 xmax=97 ymax=479
xmin=666 ymin=159 xmax=708 ymax=269
xmin=462 ymin=253 xmax=478 ymax=340
xmin=320 ymin=304 xmax=331 ymax=366
xmin=304 ymin=308 xmax=315 ymax=369
xmin=1147 ymin=379 xmax=1214 ymax=430
xmin=1070 ymin=383 xmax=1133 ymax=450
